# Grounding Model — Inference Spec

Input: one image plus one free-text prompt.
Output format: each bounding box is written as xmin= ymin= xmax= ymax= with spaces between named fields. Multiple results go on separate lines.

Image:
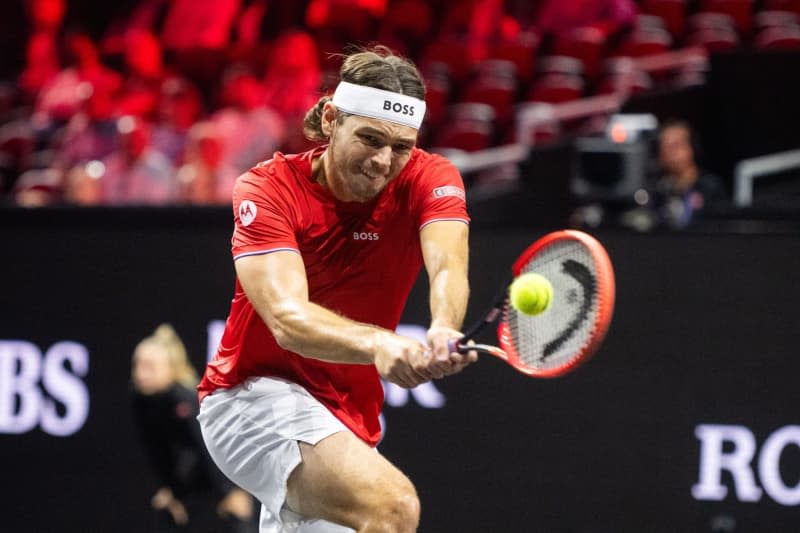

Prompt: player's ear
xmin=320 ymin=102 xmax=338 ymax=138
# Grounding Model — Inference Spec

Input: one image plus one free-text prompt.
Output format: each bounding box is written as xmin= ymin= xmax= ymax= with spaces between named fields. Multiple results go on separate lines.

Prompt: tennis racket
xmin=451 ymin=230 xmax=615 ymax=378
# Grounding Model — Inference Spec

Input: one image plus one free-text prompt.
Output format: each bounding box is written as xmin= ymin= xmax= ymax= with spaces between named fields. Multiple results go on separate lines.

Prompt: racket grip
xmin=448 ymin=338 xmax=466 ymax=353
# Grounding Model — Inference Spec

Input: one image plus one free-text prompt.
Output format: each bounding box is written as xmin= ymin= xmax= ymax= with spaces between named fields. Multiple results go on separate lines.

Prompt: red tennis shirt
xmin=197 ymin=146 xmax=469 ymax=445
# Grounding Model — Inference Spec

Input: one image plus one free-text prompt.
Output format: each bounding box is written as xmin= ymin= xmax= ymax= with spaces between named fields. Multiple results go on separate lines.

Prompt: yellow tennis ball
xmin=509 ymin=272 xmax=553 ymax=315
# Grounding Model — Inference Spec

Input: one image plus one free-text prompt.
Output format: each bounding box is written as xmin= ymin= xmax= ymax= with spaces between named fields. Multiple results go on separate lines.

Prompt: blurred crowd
xmin=0 ymin=0 xmax=645 ymax=207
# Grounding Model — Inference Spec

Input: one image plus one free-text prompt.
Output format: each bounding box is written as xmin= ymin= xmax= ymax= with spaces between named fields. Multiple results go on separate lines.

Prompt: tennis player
xmin=197 ymin=46 xmax=475 ymax=532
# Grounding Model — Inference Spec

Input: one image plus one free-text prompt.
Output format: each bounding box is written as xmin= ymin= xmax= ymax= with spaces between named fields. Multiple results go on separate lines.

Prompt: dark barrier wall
xmin=2 ymin=208 xmax=800 ymax=533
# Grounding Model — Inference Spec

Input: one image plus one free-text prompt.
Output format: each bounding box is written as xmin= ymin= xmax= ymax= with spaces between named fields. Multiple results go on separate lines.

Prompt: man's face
xmin=323 ymin=106 xmax=418 ymax=202
xmin=659 ymin=126 xmax=695 ymax=175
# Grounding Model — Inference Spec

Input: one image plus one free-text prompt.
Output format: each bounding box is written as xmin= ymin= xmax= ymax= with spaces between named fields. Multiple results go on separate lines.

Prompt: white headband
xmin=331 ymin=81 xmax=426 ymax=130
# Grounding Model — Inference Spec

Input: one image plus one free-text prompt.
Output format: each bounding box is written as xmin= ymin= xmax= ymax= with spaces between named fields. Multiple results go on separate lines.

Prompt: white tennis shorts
xmin=198 ymin=376 xmax=355 ymax=533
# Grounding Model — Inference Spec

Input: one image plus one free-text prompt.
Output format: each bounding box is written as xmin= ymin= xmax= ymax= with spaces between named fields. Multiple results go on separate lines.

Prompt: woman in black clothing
xmin=131 ymin=324 xmax=255 ymax=532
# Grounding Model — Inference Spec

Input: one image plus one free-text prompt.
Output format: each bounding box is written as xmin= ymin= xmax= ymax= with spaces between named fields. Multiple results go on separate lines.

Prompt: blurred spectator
xmin=18 ymin=0 xmax=67 ymax=101
xmin=161 ymin=0 xmax=242 ymax=92
xmin=100 ymin=0 xmax=170 ymax=58
xmin=161 ymin=0 xmax=242 ymax=51
xmin=62 ymin=161 xmax=103 ymax=205
xmin=12 ymin=167 xmax=62 ymax=206
xmin=261 ymin=30 xmax=320 ymax=152
xmin=51 ymin=111 xmax=118 ymax=173
xmin=130 ymin=324 xmax=256 ymax=532
xmin=151 ymin=76 xmax=205 ymax=165
xmin=98 ymin=115 xmax=177 ymax=205
xmin=115 ymin=30 xmax=168 ymax=119
xmin=233 ymin=0 xmax=268 ymax=51
xmin=262 ymin=30 xmax=320 ymax=122
xmin=650 ymin=119 xmax=726 ymax=228
xmin=534 ymin=0 xmax=638 ymax=39
xmin=33 ymin=32 xmax=122 ymax=126
xmin=176 ymin=122 xmax=240 ymax=204
xmin=206 ymin=68 xmax=285 ymax=200
xmin=19 ymin=31 xmax=62 ymax=102
xmin=439 ymin=0 xmax=507 ymax=63
xmin=305 ymin=0 xmax=386 ymax=44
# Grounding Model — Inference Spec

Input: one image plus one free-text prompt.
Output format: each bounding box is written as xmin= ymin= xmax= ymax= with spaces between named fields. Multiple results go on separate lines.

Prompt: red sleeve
xmin=409 ymin=152 xmax=470 ymax=229
xmin=230 ymin=163 xmax=300 ymax=260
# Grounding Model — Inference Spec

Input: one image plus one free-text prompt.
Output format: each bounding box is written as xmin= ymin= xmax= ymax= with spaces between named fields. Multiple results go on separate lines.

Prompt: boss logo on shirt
xmin=383 ymin=101 xmax=415 ymax=117
xmin=239 ymin=200 xmax=257 ymax=226
xmin=353 ymin=231 xmax=380 ymax=241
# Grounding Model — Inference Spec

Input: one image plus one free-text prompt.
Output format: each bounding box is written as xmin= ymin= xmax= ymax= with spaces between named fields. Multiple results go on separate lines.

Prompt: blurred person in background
xmin=438 ymin=0 xmax=507 ymax=63
xmin=176 ymin=122 xmax=240 ymax=204
xmin=260 ymin=30 xmax=320 ymax=153
xmin=115 ymin=29 xmax=170 ymax=120
xmin=18 ymin=0 xmax=66 ymax=101
xmin=534 ymin=0 xmax=638 ymax=41
xmin=206 ymin=67 xmax=285 ymax=200
xmin=99 ymin=115 xmax=176 ymax=205
xmin=131 ymin=324 xmax=256 ymax=532
xmin=160 ymin=0 xmax=242 ymax=98
xmin=651 ymin=119 xmax=726 ymax=229
xmin=33 ymin=31 xmax=122 ymax=128
xmin=62 ymin=161 xmax=103 ymax=205
xmin=151 ymin=76 xmax=205 ymax=166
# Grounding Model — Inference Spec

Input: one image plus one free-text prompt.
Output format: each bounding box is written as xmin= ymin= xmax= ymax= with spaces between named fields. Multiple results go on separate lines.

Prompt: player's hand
xmin=374 ymin=332 xmax=435 ymax=388
xmin=217 ymin=488 xmax=253 ymax=521
xmin=151 ymin=487 xmax=188 ymax=525
xmin=427 ymin=325 xmax=478 ymax=377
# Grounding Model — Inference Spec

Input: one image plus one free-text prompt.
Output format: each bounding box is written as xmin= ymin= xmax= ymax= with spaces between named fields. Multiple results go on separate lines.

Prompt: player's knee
xmin=370 ymin=480 xmax=420 ymax=532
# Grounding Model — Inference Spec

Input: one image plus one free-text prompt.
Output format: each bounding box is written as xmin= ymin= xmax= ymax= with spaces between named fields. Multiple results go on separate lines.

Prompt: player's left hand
xmin=426 ymin=326 xmax=478 ymax=377
xmin=217 ymin=488 xmax=253 ymax=521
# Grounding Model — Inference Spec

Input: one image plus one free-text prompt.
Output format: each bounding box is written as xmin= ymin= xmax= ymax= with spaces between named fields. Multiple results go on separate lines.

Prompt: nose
xmin=370 ymin=146 xmax=392 ymax=172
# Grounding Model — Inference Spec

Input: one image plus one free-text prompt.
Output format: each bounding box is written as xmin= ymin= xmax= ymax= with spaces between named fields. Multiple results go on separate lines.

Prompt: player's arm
xmin=420 ymin=220 xmax=477 ymax=372
xmin=235 ymin=251 xmax=434 ymax=388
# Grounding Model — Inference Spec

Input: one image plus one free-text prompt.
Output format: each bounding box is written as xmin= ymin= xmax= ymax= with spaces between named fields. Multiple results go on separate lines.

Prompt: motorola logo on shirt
xmin=239 ymin=200 xmax=257 ymax=226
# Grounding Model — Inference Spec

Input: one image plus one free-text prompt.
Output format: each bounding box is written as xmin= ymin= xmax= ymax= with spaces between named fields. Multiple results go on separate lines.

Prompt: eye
xmin=359 ymin=134 xmax=382 ymax=147
xmin=393 ymin=144 xmax=412 ymax=154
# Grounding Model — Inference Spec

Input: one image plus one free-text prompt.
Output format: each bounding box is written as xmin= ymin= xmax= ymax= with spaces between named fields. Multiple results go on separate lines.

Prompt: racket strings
xmin=506 ymin=241 xmax=601 ymax=371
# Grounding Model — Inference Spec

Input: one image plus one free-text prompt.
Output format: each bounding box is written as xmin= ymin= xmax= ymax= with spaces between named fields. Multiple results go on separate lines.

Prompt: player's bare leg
xmin=286 ymin=432 xmax=420 ymax=533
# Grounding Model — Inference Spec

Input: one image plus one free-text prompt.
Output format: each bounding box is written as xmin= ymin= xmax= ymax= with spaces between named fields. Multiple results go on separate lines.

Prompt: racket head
xmin=497 ymin=230 xmax=615 ymax=378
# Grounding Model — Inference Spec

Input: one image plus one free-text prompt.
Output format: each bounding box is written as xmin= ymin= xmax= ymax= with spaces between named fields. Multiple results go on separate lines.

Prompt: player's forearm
xmin=262 ymin=298 xmax=388 ymax=364
xmin=429 ymin=266 xmax=469 ymax=331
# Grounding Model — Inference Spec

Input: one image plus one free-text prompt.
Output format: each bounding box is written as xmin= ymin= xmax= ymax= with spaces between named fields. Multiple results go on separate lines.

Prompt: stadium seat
xmin=642 ymin=0 xmax=688 ymax=39
xmin=615 ymin=26 xmax=674 ymax=57
xmin=527 ymin=73 xmax=585 ymax=104
xmin=420 ymin=40 xmax=473 ymax=83
xmin=754 ymin=10 xmax=800 ymax=30
xmin=688 ymin=26 xmax=741 ymax=51
xmin=598 ymin=58 xmax=654 ymax=95
xmin=536 ymin=55 xmax=585 ymax=77
xmin=552 ymin=27 xmax=606 ymax=78
xmin=755 ymin=24 xmax=800 ymax=49
xmin=488 ymin=34 xmax=540 ymax=86
xmin=460 ymin=80 xmax=517 ymax=125
xmin=432 ymin=103 xmax=495 ymax=152
xmin=378 ymin=0 xmax=433 ymax=57
xmin=422 ymin=73 xmax=451 ymax=130
xmin=764 ymin=0 xmax=800 ymax=15
xmin=700 ymin=0 xmax=755 ymax=36
xmin=688 ymin=12 xmax=737 ymax=32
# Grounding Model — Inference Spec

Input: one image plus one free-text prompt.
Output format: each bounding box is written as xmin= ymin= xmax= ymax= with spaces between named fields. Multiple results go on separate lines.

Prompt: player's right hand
xmin=374 ymin=332 xmax=437 ymax=388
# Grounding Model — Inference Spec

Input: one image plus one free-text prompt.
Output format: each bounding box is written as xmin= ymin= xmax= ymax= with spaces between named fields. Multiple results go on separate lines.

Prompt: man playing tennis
xmin=197 ymin=46 xmax=476 ymax=532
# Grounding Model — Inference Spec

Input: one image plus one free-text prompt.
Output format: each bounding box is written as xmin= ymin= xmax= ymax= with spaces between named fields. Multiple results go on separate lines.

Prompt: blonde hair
xmin=303 ymin=45 xmax=426 ymax=142
xmin=135 ymin=323 xmax=198 ymax=388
